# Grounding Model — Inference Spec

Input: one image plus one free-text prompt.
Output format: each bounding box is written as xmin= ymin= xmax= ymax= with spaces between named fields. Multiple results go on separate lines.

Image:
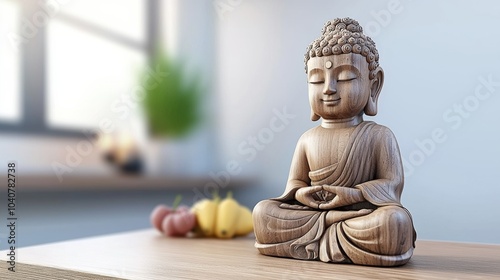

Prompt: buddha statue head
xmin=304 ymin=18 xmax=384 ymax=122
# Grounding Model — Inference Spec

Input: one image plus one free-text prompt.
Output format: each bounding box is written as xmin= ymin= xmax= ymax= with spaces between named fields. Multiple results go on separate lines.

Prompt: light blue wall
xmin=2 ymin=0 xmax=500 ymax=248
xmin=216 ymin=0 xmax=500 ymax=244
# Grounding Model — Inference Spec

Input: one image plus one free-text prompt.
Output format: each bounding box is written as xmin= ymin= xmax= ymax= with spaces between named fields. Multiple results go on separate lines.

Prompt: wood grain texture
xmin=253 ymin=17 xmax=415 ymax=266
xmin=0 ymin=263 xmax=121 ymax=280
xmin=1 ymin=229 xmax=499 ymax=280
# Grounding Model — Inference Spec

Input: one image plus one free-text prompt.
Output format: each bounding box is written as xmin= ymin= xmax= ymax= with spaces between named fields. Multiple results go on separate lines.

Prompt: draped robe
xmin=253 ymin=121 xmax=416 ymax=266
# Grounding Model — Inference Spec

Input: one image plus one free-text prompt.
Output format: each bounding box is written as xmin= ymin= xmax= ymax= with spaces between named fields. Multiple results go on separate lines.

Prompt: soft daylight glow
xmin=46 ymin=19 xmax=146 ymax=130
xmin=0 ymin=0 xmax=21 ymax=123
xmin=56 ymin=0 xmax=146 ymax=43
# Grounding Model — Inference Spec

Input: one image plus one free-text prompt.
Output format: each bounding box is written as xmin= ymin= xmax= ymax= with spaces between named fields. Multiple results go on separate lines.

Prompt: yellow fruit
xmin=191 ymin=198 xmax=218 ymax=237
xmin=235 ymin=206 xmax=253 ymax=236
xmin=215 ymin=192 xmax=240 ymax=238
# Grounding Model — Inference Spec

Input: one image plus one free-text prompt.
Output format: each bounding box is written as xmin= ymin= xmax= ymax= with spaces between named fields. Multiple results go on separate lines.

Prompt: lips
xmin=321 ymin=98 xmax=341 ymax=105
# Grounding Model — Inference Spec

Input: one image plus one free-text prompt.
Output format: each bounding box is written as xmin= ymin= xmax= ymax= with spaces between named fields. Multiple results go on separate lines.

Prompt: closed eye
xmin=337 ymin=77 xmax=356 ymax=82
xmin=308 ymin=69 xmax=325 ymax=85
xmin=337 ymin=70 xmax=357 ymax=82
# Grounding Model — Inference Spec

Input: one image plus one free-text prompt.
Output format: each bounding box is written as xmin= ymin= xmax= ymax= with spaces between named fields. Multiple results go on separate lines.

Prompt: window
xmin=0 ymin=0 xmax=21 ymax=123
xmin=46 ymin=0 xmax=147 ymax=130
xmin=0 ymin=0 xmax=158 ymax=136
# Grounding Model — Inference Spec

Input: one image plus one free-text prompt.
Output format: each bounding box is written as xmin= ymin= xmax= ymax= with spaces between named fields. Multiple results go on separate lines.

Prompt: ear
xmin=311 ymin=110 xmax=320 ymax=121
xmin=364 ymin=67 xmax=384 ymax=116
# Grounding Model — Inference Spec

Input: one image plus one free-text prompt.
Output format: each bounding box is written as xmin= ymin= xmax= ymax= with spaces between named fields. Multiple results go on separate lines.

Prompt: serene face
xmin=307 ymin=53 xmax=371 ymax=120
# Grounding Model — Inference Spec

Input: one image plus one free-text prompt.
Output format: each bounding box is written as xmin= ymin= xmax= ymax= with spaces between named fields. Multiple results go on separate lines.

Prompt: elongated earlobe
xmin=364 ymin=67 xmax=384 ymax=116
xmin=311 ymin=110 xmax=320 ymax=121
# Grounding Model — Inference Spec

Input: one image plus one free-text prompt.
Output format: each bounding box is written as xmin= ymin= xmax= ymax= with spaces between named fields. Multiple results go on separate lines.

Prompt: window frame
xmin=0 ymin=0 xmax=159 ymax=138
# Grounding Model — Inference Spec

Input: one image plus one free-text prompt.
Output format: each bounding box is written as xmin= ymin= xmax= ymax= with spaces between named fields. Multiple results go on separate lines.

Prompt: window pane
xmin=0 ymin=0 xmax=21 ymax=123
xmin=46 ymin=20 xmax=146 ymax=130
xmin=58 ymin=0 xmax=146 ymax=43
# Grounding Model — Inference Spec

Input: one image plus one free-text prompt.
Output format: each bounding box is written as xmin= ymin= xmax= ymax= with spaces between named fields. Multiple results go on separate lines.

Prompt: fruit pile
xmin=150 ymin=192 xmax=254 ymax=238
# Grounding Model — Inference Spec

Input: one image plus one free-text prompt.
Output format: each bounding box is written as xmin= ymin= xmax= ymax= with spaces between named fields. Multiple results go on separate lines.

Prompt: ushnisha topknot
xmin=304 ymin=17 xmax=380 ymax=79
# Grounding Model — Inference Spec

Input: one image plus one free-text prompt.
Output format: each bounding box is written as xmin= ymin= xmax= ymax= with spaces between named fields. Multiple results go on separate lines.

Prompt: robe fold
xmin=254 ymin=122 xmax=416 ymax=266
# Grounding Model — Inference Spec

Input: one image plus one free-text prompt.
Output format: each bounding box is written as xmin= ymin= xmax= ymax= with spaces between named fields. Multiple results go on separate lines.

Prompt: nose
xmin=323 ymin=78 xmax=337 ymax=95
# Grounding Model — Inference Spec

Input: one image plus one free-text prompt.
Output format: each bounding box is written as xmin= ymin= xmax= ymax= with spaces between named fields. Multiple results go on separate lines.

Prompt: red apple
xmin=161 ymin=208 xmax=196 ymax=236
xmin=150 ymin=205 xmax=172 ymax=232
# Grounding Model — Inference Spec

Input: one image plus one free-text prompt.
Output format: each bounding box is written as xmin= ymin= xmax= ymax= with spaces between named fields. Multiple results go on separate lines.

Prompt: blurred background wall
xmin=216 ymin=0 xmax=500 ymax=244
xmin=1 ymin=0 xmax=499 ymax=248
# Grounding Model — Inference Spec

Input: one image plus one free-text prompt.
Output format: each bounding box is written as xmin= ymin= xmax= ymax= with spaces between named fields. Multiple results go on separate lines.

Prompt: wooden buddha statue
xmin=252 ymin=17 xmax=416 ymax=267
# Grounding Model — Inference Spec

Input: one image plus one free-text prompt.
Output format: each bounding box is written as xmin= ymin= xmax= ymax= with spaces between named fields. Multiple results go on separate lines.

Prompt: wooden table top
xmin=1 ymin=229 xmax=500 ymax=279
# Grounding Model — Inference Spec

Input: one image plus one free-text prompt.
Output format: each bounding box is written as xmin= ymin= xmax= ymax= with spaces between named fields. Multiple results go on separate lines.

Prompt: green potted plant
xmin=142 ymin=52 xmax=201 ymax=139
xmin=141 ymin=52 xmax=202 ymax=175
